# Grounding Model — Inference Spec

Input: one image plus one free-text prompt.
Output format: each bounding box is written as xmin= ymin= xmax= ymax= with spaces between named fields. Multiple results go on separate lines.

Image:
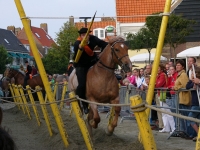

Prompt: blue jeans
xmin=188 ymin=106 xmax=200 ymax=126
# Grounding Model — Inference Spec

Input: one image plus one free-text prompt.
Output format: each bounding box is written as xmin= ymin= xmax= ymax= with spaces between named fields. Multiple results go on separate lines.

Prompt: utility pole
xmin=79 ymin=17 xmax=91 ymax=27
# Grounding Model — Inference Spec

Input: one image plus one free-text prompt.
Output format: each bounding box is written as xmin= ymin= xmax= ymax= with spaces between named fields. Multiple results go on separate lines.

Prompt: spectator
xmin=166 ymin=65 xmax=178 ymax=112
xmin=168 ymin=61 xmax=174 ymax=67
xmin=187 ymin=57 xmax=196 ymax=80
xmin=186 ymin=67 xmax=200 ymax=141
xmin=132 ymin=69 xmax=142 ymax=88
xmin=165 ymin=63 xmax=170 ymax=75
xmin=125 ymin=71 xmax=136 ymax=86
xmin=67 ymin=60 xmax=74 ymax=77
xmin=155 ymin=63 xmax=168 ymax=132
xmin=174 ymin=60 xmax=191 ymax=137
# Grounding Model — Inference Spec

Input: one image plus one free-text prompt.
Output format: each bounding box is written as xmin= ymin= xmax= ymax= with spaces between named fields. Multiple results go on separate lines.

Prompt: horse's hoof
xmin=89 ymin=119 xmax=95 ymax=126
xmin=105 ymin=128 xmax=113 ymax=136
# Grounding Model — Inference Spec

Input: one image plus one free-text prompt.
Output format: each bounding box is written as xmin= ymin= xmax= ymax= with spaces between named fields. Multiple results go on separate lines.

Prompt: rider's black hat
xmin=78 ymin=28 xmax=92 ymax=34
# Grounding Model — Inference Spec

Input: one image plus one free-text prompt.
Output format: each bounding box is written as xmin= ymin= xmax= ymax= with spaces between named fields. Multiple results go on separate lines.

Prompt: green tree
xmin=0 ymin=45 xmax=13 ymax=74
xmin=126 ymin=27 xmax=157 ymax=63
xmin=146 ymin=13 xmax=196 ymax=62
xmin=42 ymin=22 xmax=79 ymax=74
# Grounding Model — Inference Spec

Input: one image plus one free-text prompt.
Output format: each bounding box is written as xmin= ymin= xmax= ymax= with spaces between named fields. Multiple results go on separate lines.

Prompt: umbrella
xmin=177 ymin=46 xmax=200 ymax=57
xmin=130 ymin=53 xmax=167 ymax=63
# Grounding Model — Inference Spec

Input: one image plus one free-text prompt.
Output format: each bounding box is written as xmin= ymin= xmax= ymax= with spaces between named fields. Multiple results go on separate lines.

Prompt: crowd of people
xmin=120 ymin=57 xmax=200 ymax=142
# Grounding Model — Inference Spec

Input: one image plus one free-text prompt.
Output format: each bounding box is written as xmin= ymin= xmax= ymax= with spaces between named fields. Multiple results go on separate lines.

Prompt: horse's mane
xmin=108 ymin=36 xmax=125 ymax=45
xmin=10 ymin=68 xmax=25 ymax=77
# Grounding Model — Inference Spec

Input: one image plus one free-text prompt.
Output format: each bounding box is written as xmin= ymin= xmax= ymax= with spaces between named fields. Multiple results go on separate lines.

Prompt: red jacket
xmin=168 ymin=72 xmax=178 ymax=95
xmin=155 ymin=72 xmax=168 ymax=88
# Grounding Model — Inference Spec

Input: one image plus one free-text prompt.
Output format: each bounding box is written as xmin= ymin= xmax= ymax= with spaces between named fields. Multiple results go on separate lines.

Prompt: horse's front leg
xmin=106 ymin=97 xmax=121 ymax=135
xmin=89 ymin=103 xmax=100 ymax=129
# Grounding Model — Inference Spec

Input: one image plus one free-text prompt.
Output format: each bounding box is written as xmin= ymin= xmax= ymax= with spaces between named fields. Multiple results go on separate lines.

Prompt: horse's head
xmin=5 ymin=68 xmax=18 ymax=79
xmin=108 ymin=37 xmax=132 ymax=73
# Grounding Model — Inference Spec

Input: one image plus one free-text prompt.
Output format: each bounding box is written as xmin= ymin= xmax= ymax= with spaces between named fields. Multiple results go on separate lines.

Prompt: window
xmin=24 ymin=45 xmax=30 ymax=52
xmin=45 ymin=47 xmax=48 ymax=54
xmin=4 ymin=39 xmax=9 ymax=44
xmin=46 ymin=35 xmax=51 ymax=40
xmin=93 ymin=28 xmax=105 ymax=39
xmin=35 ymin=33 xmax=40 ymax=38
xmin=100 ymin=30 xmax=104 ymax=38
xmin=94 ymin=30 xmax=98 ymax=37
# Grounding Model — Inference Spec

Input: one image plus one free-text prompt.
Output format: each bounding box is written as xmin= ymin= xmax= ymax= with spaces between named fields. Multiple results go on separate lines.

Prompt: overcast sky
xmin=0 ymin=0 xmax=116 ymax=39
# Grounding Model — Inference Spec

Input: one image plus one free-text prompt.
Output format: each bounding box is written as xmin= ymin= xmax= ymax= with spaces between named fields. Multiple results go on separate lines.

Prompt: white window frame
xmin=93 ymin=28 xmax=105 ymax=39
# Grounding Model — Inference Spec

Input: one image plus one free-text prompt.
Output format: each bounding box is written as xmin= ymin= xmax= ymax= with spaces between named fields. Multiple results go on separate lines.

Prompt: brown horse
xmin=86 ymin=36 xmax=132 ymax=135
xmin=5 ymin=68 xmax=44 ymax=90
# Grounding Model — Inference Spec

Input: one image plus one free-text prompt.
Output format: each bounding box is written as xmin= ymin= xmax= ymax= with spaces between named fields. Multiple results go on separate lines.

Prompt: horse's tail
xmin=68 ymin=69 xmax=78 ymax=92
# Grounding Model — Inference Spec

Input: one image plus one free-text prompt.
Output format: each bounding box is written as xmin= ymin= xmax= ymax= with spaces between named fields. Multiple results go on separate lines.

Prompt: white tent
xmin=130 ymin=53 xmax=167 ymax=63
xmin=177 ymin=46 xmax=200 ymax=57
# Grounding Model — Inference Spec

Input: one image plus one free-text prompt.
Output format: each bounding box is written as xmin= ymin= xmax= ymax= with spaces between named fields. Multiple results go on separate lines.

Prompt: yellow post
xmin=26 ymin=85 xmax=41 ymax=126
xmin=69 ymin=92 xmax=94 ymax=150
xmin=145 ymin=0 xmax=172 ymax=116
xmin=36 ymin=86 xmax=53 ymax=136
xmin=130 ymin=95 xmax=156 ymax=150
xmin=9 ymin=84 xmax=20 ymax=109
xmin=59 ymin=81 xmax=67 ymax=110
xmin=14 ymin=85 xmax=25 ymax=114
xmin=14 ymin=0 xmax=69 ymax=147
xmin=196 ymin=127 xmax=200 ymax=150
xmin=18 ymin=85 xmax=31 ymax=119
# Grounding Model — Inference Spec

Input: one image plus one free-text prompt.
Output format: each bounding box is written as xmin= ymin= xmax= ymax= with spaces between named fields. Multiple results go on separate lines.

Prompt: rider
xmin=23 ymin=60 xmax=32 ymax=88
xmin=73 ymin=27 xmax=108 ymax=114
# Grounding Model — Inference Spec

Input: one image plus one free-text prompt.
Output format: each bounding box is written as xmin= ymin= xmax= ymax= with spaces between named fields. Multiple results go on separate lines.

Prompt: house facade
xmin=9 ymin=22 xmax=55 ymax=58
xmin=0 ymin=28 xmax=31 ymax=69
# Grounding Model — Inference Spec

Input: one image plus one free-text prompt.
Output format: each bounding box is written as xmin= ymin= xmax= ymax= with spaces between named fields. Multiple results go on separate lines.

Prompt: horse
xmin=5 ymin=68 xmax=45 ymax=101
xmin=5 ymin=68 xmax=44 ymax=90
xmin=86 ymin=36 xmax=132 ymax=135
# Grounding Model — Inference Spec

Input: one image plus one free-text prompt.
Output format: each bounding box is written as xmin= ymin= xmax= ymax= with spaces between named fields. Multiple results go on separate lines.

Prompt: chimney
xmin=69 ymin=16 xmax=74 ymax=25
xmin=15 ymin=27 xmax=21 ymax=35
xmin=7 ymin=26 xmax=15 ymax=33
xmin=40 ymin=23 xmax=48 ymax=33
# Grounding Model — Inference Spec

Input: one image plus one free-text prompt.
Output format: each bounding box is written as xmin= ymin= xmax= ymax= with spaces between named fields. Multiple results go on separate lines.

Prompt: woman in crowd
xmin=173 ymin=60 xmax=192 ymax=137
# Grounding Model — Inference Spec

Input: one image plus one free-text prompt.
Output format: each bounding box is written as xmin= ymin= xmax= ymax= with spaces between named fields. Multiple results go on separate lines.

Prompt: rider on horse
xmin=23 ymin=60 xmax=32 ymax=88
xmin=73 ymin=27 xmax=108 ymax=114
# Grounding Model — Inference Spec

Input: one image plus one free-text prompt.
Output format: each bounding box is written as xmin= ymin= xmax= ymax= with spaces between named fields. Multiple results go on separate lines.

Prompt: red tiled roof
xmin=116 ymin=0 xmax=166 ymax=23
xmin=19 ymin=39 xmax=43 ymax=58
xmin=75 ymin=21 xmax=116 ymax=31
xmin=31 ymin=27 xmax=55 ymax=47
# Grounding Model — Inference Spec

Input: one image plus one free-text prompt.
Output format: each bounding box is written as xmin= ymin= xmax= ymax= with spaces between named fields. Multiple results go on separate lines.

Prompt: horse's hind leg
xmin=106 ymin=97 xmax=121 ymax=135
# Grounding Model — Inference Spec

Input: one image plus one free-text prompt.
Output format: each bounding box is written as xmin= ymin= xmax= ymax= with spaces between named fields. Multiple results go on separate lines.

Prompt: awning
xmin=8 ymin=52 xmax=19 ymax=58
xmin=23 ymin=53 xmax=32 ymax=58
xmin=16 ymin=53 xmax=27 ymax=58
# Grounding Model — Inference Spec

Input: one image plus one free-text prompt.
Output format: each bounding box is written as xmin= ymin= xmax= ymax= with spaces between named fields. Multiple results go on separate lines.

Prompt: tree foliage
xmin=42 ymin=22 xmax=79 ymax=74
xmin=0 ymin=45 xmax=13 ymax=74
xmin=127 ymin=13 xmax=196 ymax=62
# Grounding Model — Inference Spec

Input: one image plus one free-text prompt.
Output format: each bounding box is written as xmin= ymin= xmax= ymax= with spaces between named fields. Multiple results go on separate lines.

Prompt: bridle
xmin=98 ymin=40 xmax=129 ymax=71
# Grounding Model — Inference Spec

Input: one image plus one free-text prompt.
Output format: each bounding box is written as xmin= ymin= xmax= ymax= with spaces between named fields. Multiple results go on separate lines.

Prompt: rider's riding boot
xmin=82 ymin=102 xmax=89 ymax=114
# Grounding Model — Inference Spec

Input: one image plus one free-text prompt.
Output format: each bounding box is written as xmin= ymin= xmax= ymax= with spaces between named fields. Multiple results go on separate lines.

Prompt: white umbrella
xmin=130 ymin=53 xmax=167 ymax=63
xmin=177 ymin=46 xmax=200 ymax=57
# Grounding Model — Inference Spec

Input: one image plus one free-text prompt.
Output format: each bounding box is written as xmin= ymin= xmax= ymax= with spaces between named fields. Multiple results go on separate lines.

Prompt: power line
xmin=22 ymin=13 xmax=170 ymax=20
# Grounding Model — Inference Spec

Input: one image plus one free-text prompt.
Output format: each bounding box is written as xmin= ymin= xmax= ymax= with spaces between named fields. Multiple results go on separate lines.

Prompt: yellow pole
xmin=9 ymin=84 xmax=20 ymax=109
xmin=26 ymin=85 xmax=41 ymax=126
xmin=130 ymin=95 xmax=156 ymax=150
xmin=36 ymin=86 xmax=53 ymax=136
xmin=18 ymin=85 xmax=31 ymax=119
xmin=14 ymin=0 xmax=68 ymax=147
xmin=14 ymin=85 xmax=25 ymax=114
xmin=69 ymin=92 xmax=94 ymax=150
xmin=59 ymin=81 xmax=67 ymax=110
xmin=196 ymin=128 xmax=200 ymax=150
xmin=145 ymin=0 xmax=172 ymax=116
xmin=53 ymin=82 xmax=58 ymax=98
xmin=74 ymin=11 xmax=96 ymax=63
